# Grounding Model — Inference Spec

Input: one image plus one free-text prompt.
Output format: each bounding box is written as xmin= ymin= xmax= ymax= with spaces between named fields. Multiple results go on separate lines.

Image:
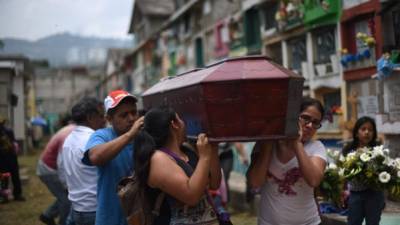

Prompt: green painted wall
xmin=303 ymin=0 xmax=341 ymax=28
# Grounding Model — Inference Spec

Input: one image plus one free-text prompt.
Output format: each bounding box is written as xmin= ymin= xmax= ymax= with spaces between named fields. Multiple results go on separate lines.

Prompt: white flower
xmin=395 ymin=158 xmax=400 ymax=170
xmin=372 ymin=149 xmax=384 ymax=158
xmin=379 ymin=172 xmax=391 ymax=183
xmin=360 ymin=147 xmax=369 ymax=153
xmin=339 ymin=154 xmax=345 ymax=162
xmin=328 ymin=163 xmax=337 ymax=170
xmin=360 ymin=153 xmax=371 ymax=162
xmin=338 ymin=168 xmax=345 ymax=177
xmin=347 ymin=152 xmax=356 ymax=160
xmin=286 ymin=3 xmax=296 ymax=13
xmin=372 ymin=146 xmax=384 ymax=158
xmin=373 ymin=145 xmax=384 ymax=152
xmin=383 ymin=157 xmax=393 ymax=166
xmin=397 ymin=171 xmax=400 ymax=178
xmin=383 ymin=148 xmax=390 ymax=155
xmin=333 ymin=151 xmax=340 ymax=158
xmin=389 ymin=160 xmax=397 ymax=168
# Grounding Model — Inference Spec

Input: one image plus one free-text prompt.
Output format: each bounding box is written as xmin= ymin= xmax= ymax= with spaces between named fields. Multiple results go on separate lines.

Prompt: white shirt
xmin=61 ymin=126 xmax=97 ymax=212
xmin=258 ymin=140 xmax=327 ymax=225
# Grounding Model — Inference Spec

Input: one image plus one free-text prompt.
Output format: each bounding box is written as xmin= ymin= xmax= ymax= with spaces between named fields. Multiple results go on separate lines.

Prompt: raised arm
xmin=291 ymin=140 xmax=326 ymax=187
xmin=148 ymin=134 xmax=214 ymax=206
xmin=208 ymin=144 xmax=222 ymax=190
xmin=246 ymin=141 xmax=273 ymax=189
xmin=88 ymin=117 xmax=144 ymax=166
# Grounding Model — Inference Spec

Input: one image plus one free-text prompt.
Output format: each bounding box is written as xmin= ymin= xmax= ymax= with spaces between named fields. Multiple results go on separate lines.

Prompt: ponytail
xmin=134 ymin=130 xmax=156 ymax=187
xmin=133 ymin=106 xmax=177 ymax=187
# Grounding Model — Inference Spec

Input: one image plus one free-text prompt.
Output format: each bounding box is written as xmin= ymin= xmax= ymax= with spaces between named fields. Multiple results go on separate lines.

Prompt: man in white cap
xmin=82 ymin=90 xmax=144 ymax=225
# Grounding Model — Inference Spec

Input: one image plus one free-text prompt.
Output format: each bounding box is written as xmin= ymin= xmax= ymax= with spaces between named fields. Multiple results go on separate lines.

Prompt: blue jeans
xmin=347 ymin=190 xmax=385 ymax=225
xmin=37 ymin=162 xmax=71 ymax=225
xmin=71 ymin=210 xmax=96 ymax=225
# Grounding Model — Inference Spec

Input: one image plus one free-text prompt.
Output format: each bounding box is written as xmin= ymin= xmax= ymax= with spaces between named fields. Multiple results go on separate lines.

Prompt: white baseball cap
xmin=104 ymin=90 xmax=137 ymax=113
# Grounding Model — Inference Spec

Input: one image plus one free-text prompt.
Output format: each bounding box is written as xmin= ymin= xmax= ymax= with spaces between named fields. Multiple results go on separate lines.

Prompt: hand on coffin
xmin=196 ymin=133 xmax=213 ymax=160
xmin=278 ymin=120 xmax=304 ymax=151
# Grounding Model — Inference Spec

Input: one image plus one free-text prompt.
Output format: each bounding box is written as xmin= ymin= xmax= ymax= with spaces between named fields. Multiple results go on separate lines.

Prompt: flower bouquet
xmin=319 ymin=150 xmax=345 ymax=208
xmin=341 ymin=146 xmax=400 ymax=192
xmin=320 ymin=146 xmax=400 ymax=206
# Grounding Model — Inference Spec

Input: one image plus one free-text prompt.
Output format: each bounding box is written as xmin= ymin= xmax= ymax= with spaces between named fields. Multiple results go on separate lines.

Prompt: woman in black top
xmin=133 ymin=106 xmax=221 ymax=225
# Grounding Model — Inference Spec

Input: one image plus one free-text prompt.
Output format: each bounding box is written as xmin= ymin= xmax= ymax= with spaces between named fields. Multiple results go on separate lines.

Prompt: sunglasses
xmin=298 ymin=114 xmax=322 ymax=129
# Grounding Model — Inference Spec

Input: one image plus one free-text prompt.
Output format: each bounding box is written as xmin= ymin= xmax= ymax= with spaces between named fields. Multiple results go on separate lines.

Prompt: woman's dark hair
xmin=71 ymin=97 xmax=102 ymax=125
xmin=138 ymin=109 xmax=148 ymax=117
xmin=300 ymin=97 xmax=325 ymax=119
xmin=133 ymin=106 xmax=177 ymax=187
xmin=342 ymin=116 xmax=379 ymax=156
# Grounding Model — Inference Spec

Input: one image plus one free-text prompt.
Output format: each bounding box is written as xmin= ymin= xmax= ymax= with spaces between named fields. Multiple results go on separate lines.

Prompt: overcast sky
xmin=0 ymin=0 xmax=134 ymax=41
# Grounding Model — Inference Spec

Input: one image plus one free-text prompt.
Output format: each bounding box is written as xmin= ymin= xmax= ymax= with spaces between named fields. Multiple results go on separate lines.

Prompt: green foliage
xmin=319 ymin=166 xmax=345 ymax=208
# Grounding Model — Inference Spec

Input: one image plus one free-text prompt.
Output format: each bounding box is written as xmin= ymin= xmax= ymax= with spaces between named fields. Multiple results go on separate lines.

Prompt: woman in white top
xmin=247 ymin=97 xmax=327 ymax=225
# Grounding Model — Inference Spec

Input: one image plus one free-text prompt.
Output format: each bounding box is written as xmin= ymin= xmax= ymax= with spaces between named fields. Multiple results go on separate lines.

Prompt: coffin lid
xmin=142 ymin=55 xmax=303 ymax=96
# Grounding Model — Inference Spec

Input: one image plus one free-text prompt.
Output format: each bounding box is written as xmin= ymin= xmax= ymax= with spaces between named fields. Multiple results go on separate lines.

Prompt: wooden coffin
xmin=142 ymin=56 xmax=304 ymax=142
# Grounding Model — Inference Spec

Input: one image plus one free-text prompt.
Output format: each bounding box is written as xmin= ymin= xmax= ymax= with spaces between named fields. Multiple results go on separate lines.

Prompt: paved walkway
xmin=385 ymin=199 xmax=400 ymax=213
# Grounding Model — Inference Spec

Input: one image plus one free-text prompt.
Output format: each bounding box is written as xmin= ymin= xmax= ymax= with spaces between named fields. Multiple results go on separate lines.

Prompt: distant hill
xmin=0 ymin=33 xmax=133 ymax=67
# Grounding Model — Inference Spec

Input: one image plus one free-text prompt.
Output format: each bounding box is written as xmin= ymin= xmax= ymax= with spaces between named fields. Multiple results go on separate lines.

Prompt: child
xmin=0 ymin=172 xmax=11 ymax=203
xmin=342 ymin=116 xmax=384 ymax=225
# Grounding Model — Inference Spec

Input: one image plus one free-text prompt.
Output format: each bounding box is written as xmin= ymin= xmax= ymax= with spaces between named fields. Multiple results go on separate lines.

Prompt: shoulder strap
xmin=159 ymin=147 xmax=181 ymax=161
xmin=160 ymin=147 xmax=194 ymax=176
xmin=152 ymin=192 xmax=165 ymax=216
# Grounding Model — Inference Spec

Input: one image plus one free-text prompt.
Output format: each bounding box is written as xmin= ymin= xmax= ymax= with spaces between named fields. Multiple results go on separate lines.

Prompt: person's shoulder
xmin=151 ymin=150 xmax=173 ymax=162
xmin=306 ymin=140 xmax=327 ymax=161
xmin=306 ymin=140 xmax=326 ymax=153
xmin=150 ymin=150 xmax=178 ymax=169
xmin=63 ymin=131 xmax=74 ymax=144
xmin=85 ymin=127 xmax=114 ymax=150
xmin=92 ymin=127 xmax=114 ymax=138
xmin=309 ymin=140 xmax=325 ymax=148
xmin=60 ymin=124 xmax=75 ymax=133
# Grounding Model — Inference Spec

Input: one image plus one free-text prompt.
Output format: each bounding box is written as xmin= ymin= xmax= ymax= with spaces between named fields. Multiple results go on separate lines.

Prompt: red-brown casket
xmin=142 ymin=56 xmax=304 ymax=142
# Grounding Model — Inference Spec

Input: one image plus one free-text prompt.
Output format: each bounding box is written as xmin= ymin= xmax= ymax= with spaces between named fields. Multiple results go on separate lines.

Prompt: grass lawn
xmin=0 ymin=150 xmax=54 ymax=225
xmin=0 ymin=148 xmax=257 ymax=225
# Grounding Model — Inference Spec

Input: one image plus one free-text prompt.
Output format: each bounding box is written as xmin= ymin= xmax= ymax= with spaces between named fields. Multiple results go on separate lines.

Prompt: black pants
xmin=347 ymin=190 xmax=385 ymax=225
xmin=219 ymin=150 xmax=233 ymax=202
xmin=0 ymin=151 xmax=22 ymax=198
